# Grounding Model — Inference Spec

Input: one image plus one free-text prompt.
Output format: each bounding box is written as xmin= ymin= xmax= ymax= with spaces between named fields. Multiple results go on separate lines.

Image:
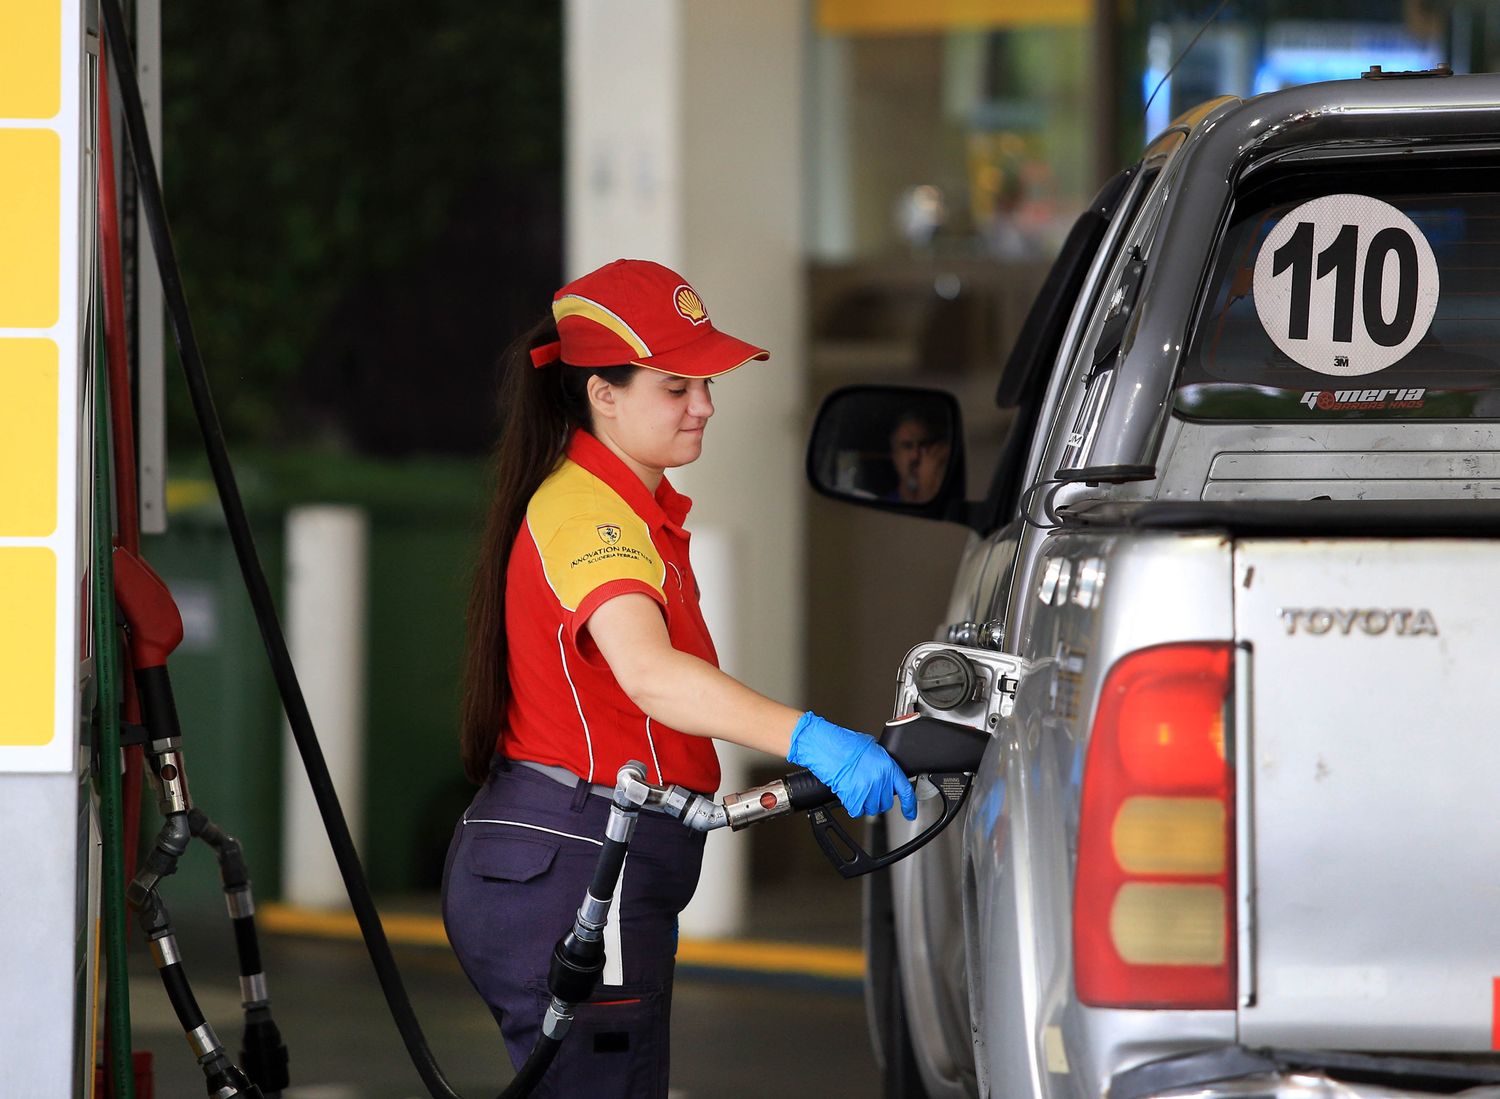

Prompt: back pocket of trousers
xmin=466 ymin=833 xmax=558 ymax=882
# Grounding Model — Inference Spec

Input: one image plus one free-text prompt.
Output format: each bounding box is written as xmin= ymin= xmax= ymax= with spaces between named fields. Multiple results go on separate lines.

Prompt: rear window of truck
xmin=1176 ymin=160 xmax=1500 ymax=421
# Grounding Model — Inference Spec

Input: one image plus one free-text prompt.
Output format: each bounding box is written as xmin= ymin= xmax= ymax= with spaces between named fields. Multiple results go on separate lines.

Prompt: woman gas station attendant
xmin=441 ymin=259 xmax=916 ymax=1096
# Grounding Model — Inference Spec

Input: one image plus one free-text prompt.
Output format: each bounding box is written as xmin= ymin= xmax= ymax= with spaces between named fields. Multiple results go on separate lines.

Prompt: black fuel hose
xmin=97 ymin=3 xmax=510 ymax=1096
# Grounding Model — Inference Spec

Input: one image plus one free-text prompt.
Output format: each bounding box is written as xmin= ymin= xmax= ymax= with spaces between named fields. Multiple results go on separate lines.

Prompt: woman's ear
xmin=586 ymin=375 xmax=618 ymax=421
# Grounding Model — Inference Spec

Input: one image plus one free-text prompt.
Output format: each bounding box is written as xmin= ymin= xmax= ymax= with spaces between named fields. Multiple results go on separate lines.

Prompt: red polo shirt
xmin=499 ymin=429 xmax=721 ymax=793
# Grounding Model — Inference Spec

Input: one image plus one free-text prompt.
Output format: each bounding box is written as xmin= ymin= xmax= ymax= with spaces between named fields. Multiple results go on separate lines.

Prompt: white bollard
xmin=678 ymin=526 xmax=763 ymax=939
xmin=280 ymin=505 xmax=369 ymax=910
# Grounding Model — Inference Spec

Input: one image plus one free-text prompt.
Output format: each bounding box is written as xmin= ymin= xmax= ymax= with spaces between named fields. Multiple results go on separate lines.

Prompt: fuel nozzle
xmin=722 ymin=770 xmax=836 ymax=829
xmin=634 ymin=769 xmax=830 ymax=832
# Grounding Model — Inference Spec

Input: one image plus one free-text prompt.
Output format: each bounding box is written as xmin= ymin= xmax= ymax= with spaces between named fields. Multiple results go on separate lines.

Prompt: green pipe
xmin=92 ymin=315 xmax=135 ymax=1099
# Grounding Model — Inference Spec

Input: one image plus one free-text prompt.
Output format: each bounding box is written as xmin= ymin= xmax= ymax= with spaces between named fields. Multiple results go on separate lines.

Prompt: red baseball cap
xmin=529 ymin=259 xmax=769 ymax=378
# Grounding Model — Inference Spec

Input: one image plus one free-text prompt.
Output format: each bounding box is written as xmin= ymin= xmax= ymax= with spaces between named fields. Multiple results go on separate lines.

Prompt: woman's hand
xmin=787 ymin=713 xmax=917 ymax=820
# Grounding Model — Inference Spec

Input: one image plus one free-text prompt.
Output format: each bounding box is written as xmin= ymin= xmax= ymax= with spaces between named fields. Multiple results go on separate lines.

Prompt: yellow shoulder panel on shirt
xmin=528 ymin=459 xmax=665 ymax=612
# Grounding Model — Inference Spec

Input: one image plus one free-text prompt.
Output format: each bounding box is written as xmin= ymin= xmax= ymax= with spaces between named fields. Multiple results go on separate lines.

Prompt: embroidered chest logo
xmin=673 ymin=285 xmax=708 ymax=325
xmin=596 ymin=524 xmax=622 ymax=545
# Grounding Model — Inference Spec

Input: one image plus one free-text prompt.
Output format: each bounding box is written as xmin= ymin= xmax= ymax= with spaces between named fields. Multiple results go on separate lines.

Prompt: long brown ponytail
xmin=459 ymin=316 xmax=637 ymax=783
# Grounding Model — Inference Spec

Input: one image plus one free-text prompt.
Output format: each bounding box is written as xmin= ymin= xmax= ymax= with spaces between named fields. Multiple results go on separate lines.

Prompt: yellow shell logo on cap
xmin=674 ymin=285 xmax=708 ymax=325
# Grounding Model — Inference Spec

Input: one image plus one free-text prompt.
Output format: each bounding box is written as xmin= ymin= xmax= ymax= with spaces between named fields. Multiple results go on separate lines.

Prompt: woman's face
xmin=591 ymin=371 xmax=716 ymax=472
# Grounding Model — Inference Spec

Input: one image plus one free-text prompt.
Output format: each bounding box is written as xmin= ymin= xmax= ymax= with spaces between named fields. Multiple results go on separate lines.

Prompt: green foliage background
xmin=157 ymin=0 xmax=562 ymax=453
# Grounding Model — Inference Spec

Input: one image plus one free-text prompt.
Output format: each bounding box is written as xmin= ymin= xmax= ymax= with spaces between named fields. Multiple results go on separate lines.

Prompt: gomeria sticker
xmin=1299 ymin=387 xmax=1426 ymax=412
xmin=1253 ymin=194 xmax=1439 ymax=377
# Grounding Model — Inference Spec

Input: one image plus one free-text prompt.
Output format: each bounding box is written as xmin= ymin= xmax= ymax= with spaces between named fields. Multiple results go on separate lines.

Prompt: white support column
xmin=564 ymin=0 xmax=684 ymax=270
xmin=677 ymin=527 xmax=753 ymax=937
xmin=280 ymin=505 xmax=369 ymax=909
xmin=676 ymin=0 xmax=807 ymax=712
xmin=566 ymin=0 xmax=807 ymax=938
xmin=133 ymin=0 xmax=166 ymax=534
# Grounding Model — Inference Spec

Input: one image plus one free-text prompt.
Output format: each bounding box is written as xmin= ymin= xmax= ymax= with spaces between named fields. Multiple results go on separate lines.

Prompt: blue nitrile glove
xmin=788 ymin=712 xmax=917 ymax=820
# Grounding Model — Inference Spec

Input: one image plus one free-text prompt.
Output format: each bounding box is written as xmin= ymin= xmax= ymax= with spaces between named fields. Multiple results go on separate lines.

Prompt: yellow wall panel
xmin=0 ymin=548 xmax=57 ymax=746
xmin=818 ymin=0 xmax=1087 ymax=32
xmin=0 ymin=340 xmax=59 ymax=537
xmin=0 ymin=0 xmax=62 ymax=120
xmin=0 ymin=129 xmax=60 ymax=329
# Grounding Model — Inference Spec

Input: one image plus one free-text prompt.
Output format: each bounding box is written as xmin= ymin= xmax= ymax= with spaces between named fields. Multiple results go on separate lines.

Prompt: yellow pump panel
xmin=0 ymin=339 xmax=60 ymax=537
xmin=0 ymin=129 xmax=61 ymax=329
xmin=0 ymin=0 xmax=61 ymax=120
xmin=0 ymin=547 xmax=57 ymax=747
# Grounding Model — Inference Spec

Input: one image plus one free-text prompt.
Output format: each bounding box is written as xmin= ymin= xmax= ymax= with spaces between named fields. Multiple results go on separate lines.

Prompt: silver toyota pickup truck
xmin=807 ymin=70 xmax=1500 ymax=1099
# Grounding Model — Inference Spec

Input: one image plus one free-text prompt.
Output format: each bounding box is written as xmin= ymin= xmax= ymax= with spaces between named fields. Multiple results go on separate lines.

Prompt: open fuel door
xmin=809 ymin=644 xmax=1019 ymax=879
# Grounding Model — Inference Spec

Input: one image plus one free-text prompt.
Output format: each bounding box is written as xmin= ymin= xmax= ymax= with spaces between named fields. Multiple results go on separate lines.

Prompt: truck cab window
xmin=1177 ymin=160 xmax=1500 ymax=422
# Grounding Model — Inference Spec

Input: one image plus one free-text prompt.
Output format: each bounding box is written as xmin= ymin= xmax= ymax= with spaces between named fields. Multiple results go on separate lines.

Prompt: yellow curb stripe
xmin=258 ymin=903 xmax=865 ymax=981
xmin=675 ymin=938 xmax=864 ymax=981
xmin=260 ymin=902 xmax=453 ymax=949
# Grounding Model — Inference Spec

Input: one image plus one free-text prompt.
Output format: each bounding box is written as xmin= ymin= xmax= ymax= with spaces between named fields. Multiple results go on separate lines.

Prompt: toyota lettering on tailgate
xmin=1278 ymin=607 xmax=1439 ymax=636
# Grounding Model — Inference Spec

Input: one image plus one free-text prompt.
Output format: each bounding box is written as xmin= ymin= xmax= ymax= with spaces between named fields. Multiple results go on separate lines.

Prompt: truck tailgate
xmin=1235 ymin=539 xmax=1500 ymax=1051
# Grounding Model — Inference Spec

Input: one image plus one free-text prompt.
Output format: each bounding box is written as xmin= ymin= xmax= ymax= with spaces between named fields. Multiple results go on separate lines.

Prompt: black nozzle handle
xmin=780 ymin=713 xmax=988 ymax=812
xmin=136 ymin=663 xmax=184 ymax=745
xmin=793 ymin=714 xmax=992 ymax=879
xmin=716 ymin=714 xmax=989 ymax=835
xmin=785 ymin=768 xmax=834 ymax=811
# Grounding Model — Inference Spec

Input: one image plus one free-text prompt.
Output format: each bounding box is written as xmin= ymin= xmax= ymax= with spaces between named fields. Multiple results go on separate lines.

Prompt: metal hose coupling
xmin=612 ymin=761 xmax=651 ymax=810
xmin=675 ymin=793 xmax=730 ymax=832
xmin=605 ymin=761 xmax=731 ymax=830
xmin=650 ymin=783 xmax=729 ymax=831
xmin=722 ymin=778 xmax=795 ymax=830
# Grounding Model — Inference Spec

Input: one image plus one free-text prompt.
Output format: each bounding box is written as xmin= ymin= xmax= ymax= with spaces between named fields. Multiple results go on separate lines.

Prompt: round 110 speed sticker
xmin=1252 ymin=194 xmax=1440 ymax=377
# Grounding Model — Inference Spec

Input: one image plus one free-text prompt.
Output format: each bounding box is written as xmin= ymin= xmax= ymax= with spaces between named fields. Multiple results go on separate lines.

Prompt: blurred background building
xmin=142 ymin=0 xmax=1499 ymax=916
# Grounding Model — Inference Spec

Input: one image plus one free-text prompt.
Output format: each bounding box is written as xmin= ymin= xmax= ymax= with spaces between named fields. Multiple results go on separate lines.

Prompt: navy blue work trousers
xmin=441 ymin=759 xmax=705 ymax=1098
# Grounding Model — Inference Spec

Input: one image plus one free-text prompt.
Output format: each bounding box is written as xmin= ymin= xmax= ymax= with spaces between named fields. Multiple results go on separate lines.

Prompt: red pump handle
xmin=112 ymin=546 xmax=185 ymax=670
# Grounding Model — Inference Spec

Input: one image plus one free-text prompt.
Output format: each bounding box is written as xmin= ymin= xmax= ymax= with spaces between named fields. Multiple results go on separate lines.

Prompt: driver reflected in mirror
xmin=810 ymin=386 xmax=959 ymax=508
xmin=887 ymin=408 xmax=952 ymax=504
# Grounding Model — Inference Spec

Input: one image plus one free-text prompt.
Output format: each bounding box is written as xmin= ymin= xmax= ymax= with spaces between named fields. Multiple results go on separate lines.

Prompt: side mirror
xmin=806 ymin=385 xmax=968 ymax=523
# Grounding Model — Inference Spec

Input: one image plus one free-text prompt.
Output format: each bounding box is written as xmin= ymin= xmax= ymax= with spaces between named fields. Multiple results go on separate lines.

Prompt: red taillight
xmin=1074 ymin=642 xmax=1235 ymax=1009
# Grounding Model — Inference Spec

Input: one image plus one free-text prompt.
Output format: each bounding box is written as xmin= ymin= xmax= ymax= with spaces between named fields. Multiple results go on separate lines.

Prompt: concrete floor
xmin=124 ymin=876 xmax=881 ymax=1098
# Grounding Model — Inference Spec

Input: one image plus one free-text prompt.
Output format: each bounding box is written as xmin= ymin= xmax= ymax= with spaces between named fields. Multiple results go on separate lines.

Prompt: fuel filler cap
xmin=913 ymin=649 xmax=976 ymax=711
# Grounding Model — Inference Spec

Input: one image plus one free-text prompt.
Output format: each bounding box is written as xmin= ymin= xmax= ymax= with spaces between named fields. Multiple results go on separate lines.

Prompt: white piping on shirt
xmin=461 ymin=814 xmax=603 ymax=847
xmin=644 ymin=718 xmax=663 ymax=785
xmin=557 ymin=623 xmax=597 ymax=782
xmin=527 ymin=518 xmax=570 ymax=610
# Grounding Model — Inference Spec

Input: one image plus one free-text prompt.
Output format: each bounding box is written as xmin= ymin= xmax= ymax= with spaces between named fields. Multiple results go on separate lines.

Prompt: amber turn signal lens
xmin=1111 ymin=796 xmax=1226 ymax=876
xmin=1109 ymin=883 xmax=1227 ymax=966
